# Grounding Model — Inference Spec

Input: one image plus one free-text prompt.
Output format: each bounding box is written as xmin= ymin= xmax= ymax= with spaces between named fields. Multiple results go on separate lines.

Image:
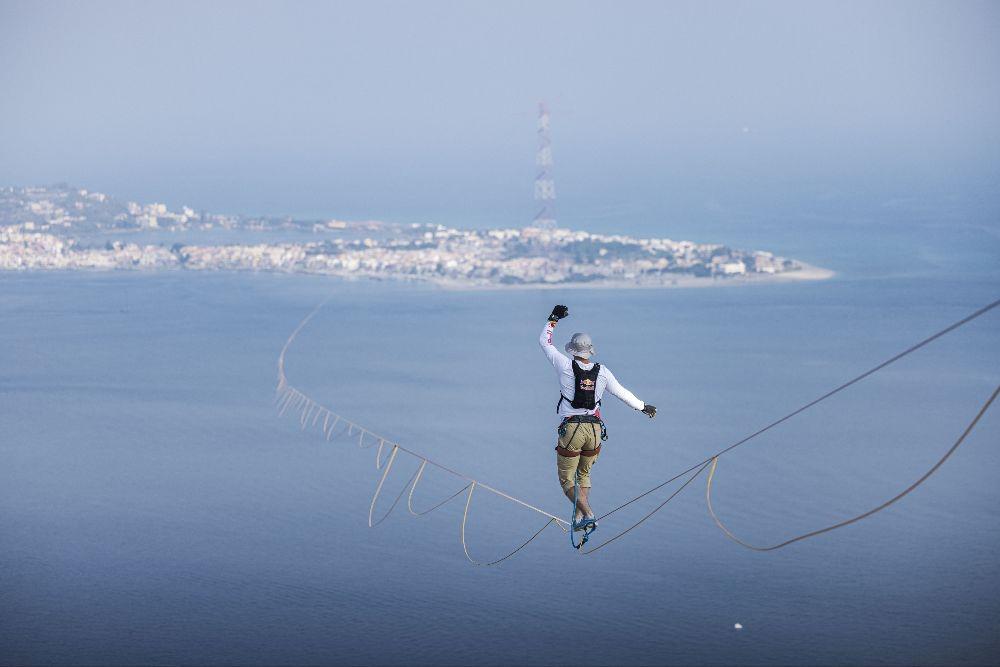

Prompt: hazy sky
xmin=2 ymin=1 xmax=998 ymax=229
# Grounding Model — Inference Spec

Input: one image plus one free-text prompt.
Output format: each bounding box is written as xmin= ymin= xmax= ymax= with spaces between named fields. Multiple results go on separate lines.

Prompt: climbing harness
xmin=276 ymin=297 xmax=1000 ymax=565
xmin=557 ymin=414 xmax=607 ymax=440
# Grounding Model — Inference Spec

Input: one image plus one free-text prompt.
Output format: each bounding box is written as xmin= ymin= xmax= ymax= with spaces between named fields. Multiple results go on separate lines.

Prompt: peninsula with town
xmin=0 ymin=185 xmax=831 ymax=288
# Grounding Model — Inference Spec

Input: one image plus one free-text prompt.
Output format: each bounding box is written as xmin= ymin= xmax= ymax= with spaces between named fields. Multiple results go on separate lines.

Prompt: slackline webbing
xmin=276 ymin=297 xmax=999 ymax=564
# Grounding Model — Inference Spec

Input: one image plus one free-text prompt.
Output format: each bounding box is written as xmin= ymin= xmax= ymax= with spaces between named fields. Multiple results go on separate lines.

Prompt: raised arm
xmin=539 ymin=304 xmax=570 ymax=369
xmin=605 ymin=367 xmax=657 ymax=418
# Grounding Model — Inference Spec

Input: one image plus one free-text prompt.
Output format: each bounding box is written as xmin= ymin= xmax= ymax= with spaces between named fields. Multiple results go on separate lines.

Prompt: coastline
xmin=0 ymin=262 xmax=835 ymax=290
xmin=2 ymin=185 xmax=834 ymax=290
xmin=431 ymin=262 xmax=836 ymax=291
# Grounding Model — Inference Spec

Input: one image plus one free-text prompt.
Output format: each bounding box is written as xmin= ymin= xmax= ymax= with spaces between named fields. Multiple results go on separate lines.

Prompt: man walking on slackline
xmin=540 ymin=304 xmax=657 ymax=533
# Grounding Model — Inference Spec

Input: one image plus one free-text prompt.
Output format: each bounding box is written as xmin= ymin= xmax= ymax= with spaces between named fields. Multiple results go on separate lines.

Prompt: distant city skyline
xmin=2 ymin=183 xmax=821 ymax=287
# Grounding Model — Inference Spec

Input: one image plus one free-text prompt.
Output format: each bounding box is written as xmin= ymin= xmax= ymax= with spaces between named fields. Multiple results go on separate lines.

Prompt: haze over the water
xmin=1 ymin=1 xmax=998 ymax=234
xmin=3 ymin=4 xmax=1000 ymax=665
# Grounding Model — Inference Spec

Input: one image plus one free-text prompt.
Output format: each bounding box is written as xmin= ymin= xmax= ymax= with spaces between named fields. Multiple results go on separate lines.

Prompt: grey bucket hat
xmin=565 ymin=332 xmax=596 ymax=359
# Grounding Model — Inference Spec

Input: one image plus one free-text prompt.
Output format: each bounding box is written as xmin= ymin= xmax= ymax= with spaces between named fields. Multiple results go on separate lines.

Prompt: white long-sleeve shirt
xmin=539 ymin=321 xmax=645 ymax=419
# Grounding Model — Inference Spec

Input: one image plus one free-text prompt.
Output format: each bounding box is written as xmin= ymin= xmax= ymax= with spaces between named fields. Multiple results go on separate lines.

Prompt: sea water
xmin=1 ymin=220 xmax=999 ymax=665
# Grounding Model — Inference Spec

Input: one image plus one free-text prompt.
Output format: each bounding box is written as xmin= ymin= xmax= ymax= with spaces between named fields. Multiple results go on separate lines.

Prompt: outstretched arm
xmin=539 ymin=304 xmax=570 ymax=369
xmin=605 ymin=368 xmax=657 ymax=418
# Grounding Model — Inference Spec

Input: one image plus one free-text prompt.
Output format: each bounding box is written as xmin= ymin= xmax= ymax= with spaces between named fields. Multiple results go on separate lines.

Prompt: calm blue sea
xmin=2 ymin=214 xmax=999 ymax=665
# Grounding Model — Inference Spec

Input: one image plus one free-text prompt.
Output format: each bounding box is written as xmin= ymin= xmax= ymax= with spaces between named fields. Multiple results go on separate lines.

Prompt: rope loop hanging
xmin=705 ymin=382 xmax=1000 ymax=551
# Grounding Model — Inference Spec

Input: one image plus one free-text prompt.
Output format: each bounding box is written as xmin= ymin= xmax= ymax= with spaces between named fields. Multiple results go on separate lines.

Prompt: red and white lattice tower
xmin=532 ymin=102 xmax=556 ymax=229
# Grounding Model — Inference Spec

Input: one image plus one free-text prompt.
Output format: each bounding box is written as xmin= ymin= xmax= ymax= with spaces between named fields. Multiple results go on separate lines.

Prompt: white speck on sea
xmin=734 ymin=623 xmax=743 ymax=630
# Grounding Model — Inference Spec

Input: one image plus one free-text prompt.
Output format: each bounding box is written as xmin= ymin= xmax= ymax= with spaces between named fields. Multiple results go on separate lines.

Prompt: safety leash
xmin=570 ymin=471 xmax=597 ymax=550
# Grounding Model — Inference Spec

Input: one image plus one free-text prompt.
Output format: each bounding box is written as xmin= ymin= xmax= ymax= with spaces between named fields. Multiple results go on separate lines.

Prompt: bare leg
xmin=563 ymin=484 xmax=594 ymax=519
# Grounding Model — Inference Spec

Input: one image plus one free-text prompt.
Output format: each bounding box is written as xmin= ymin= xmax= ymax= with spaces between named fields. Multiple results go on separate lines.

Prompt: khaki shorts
xmin=556 ymin=420 xmax=602 ymax=492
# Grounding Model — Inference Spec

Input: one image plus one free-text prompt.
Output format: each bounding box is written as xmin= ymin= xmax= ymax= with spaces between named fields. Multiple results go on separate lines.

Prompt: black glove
xmin=641 ymin=404 xmax=657 ymax=419
xmin=548 ymin=305 xmax=569 ymax=322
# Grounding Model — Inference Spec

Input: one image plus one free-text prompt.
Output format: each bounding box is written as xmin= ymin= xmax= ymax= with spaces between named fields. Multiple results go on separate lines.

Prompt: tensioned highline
xmin=274 ymin=297 xmax=999 ymax=565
